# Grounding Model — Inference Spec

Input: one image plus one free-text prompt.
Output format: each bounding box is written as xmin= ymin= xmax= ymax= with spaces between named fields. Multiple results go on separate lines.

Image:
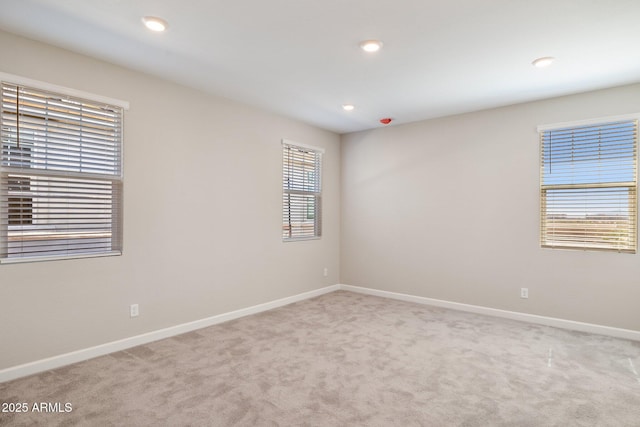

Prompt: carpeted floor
xmin=1 ymin=290 xmax=639 ymax=426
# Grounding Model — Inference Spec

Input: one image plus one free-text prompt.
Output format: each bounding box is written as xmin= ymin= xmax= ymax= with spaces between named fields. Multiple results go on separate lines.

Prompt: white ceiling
xmin=1 ymin=0 xmax=639 ymax=134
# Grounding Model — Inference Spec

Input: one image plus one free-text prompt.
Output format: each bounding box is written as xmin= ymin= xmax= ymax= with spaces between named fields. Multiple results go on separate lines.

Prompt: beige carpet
xmin=1 ymin=290 xmax=639 ymax=426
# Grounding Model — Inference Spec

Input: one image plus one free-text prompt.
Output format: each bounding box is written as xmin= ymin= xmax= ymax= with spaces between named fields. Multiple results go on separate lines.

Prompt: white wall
xmin=341 ymin=83 xmax=640 ymax=331
xmin=2 ymin=29 xmax=639 ymax=374
xmin=0 ymin=31 xmax=340 ymax=370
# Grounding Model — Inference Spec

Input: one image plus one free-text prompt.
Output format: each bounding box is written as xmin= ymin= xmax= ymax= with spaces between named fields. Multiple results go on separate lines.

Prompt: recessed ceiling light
xmin=142 ymin=16 xmax=168 ymax=32
xmin=342 ymin=104 xmax=355 ymax=111
xmin=532 ymin=56 xmax=555 ymax=68
xmin=359 ymin=40 xmax=383 ymax=53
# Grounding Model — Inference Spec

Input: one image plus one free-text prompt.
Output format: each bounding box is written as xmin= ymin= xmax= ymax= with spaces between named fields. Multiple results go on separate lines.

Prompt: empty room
xmin=1 ymin=0 xmax=639 ymax=425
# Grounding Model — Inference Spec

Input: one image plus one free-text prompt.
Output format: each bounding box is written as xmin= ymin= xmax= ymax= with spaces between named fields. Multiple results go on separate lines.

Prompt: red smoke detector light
xmin=380 ymin=118 xmax=392 ymax=125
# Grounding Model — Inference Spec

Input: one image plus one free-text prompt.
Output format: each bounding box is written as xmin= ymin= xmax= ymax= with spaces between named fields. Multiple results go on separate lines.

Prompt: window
xmin=282 ymin=140 xmax=323 ymax=240
xmin=4 ymin=141 xmax=32 ymax=225
xmin=539 ymin=116 xmax=638 ymax=253
xmin=1 ymin=78 xmax=126 ymax=262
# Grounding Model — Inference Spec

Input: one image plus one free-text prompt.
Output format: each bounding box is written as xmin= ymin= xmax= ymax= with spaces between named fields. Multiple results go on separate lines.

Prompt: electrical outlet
xmin=130 ymin=304 xmax=139 ymax=318
xmin=323 ymin=267 xmax=328 ymax=277
xmin=520 ymin=288 xmax=529 ymax=299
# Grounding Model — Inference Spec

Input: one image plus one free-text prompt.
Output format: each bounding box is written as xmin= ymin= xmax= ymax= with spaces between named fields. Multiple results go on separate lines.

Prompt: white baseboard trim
xmin=339 ymin=284 xmax=640 ymax=342
xmin=0 ymin=285 xmax=340 ymax=383
xmin=4 ymin=283 xmax=637 ymax=383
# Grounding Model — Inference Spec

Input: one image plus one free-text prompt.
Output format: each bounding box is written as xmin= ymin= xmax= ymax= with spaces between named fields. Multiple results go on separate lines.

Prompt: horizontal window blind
xmin=1 ymin=82 xmax=123 ymax=262
xmin=282 ymin=142 xmax=322 ymax=240
xmin=540 ymin=119 xmax=637 ymax=253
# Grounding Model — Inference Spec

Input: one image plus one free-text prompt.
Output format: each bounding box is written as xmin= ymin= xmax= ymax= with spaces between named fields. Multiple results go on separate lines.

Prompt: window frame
xmin=282 ymin=139 xmax=323 ymax=241
xmin=0 ymin=73 xmax=128 ymax=264
xmin=538 ymin=114 xmax=639 ymax=253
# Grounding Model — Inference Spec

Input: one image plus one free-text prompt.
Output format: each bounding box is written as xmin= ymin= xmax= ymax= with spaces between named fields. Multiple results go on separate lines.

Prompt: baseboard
xmin=339 ymin=284 xmax=640 ymax=342
xmin=0 ymin=284 xmax=340 ymax=383
xmin=4 ymin=283 xmax=637 ymax=383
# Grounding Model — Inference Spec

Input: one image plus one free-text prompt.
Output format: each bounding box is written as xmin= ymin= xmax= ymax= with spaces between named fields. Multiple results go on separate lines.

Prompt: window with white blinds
xmin=539 ymin=117 xmax=638 ymax=253
xmin=1 ymin=81 xmax=124 ymax=263
xmin=282 ymin=140 xmax=322 ymax=240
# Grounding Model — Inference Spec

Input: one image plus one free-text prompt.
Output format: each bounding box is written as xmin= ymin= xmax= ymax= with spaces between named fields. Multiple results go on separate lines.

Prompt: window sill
xmin=282 ymin=237 xmax=321 ymax=242
xmin=0 ymin=251 xmax=122 ymax=265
